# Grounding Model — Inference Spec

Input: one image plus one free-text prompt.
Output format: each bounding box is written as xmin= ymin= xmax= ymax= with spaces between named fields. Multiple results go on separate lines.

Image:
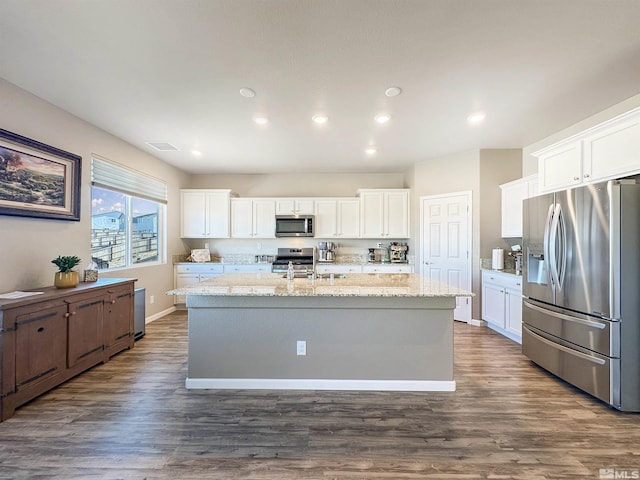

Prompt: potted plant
xmin=51 ymin=255 xmax=82 ymax=288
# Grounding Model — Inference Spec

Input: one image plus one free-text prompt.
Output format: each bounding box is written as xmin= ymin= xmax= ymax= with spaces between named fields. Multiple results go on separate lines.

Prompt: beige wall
xmin=479 ymin=149 xmax=522 ymax=258
xmin=187 ymin=173 xmax=406 ymax=196
xmin=407 ymin=148 xmax=521 ymax=320
xmin=0 ymin=79 xmax=191 ymax=318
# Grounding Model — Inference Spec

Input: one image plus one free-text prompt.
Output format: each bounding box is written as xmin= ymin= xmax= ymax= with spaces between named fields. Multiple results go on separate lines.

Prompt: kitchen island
xmin=168 ymin=273 xmax=472 ymax=392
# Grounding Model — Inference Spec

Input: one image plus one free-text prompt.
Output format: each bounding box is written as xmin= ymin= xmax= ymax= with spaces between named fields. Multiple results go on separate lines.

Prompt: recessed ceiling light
xmin=385 ymin=86 xmax=402 ymax=97
xmin=312 ymin=114 xmax=329 ymax=124
xmin=253 ymin=116 xmax=269 ymax=125
xmin=239 ymin=87 xmax=256 ymax=98
xmin=374 ymin=114 xmax=391 ymax=124
xmin=467 ymin=111 xmax=486 ymax=124
xmin=365 ymin=147 xmax=377 ymax=155
xmin=191 ymin=150 xmax=202 ymax=157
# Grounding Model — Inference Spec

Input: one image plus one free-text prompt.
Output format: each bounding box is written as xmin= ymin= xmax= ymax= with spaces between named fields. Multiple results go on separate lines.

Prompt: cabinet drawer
xmin=482 ymin=270 xmax=522 ymax=290
xmin=176 ymin=264 xmax=224 ymax=274
xmin=223 ymin=264 xmax=271 ymax=273
xmin=362 ymin=264 xmax=412 ymax=274
xmin=316 ymin=264 xmax=363 ymax=274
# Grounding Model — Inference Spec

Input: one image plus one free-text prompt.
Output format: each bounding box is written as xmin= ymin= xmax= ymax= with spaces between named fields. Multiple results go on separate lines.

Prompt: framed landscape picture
xmin=0 ymin=129 xmax=81 ymax=221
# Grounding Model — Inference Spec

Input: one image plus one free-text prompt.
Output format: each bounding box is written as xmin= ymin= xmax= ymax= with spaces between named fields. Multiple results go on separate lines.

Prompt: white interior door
xmin=420 ymin=192 xmax=472 ymax=323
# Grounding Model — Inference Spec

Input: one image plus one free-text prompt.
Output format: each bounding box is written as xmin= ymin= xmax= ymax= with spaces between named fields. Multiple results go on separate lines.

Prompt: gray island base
xmin=169 ymin=273 xmax=473 ymax=392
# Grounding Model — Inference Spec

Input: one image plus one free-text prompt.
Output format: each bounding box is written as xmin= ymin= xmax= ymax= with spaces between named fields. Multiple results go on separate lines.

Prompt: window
xmin=91 ymin=156 xmax=167 ymax=270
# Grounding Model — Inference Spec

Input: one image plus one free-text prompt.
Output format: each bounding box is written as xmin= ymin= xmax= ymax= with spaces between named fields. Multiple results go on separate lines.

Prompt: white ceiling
xmin=1 ymin=0 xmax=639 ymax=174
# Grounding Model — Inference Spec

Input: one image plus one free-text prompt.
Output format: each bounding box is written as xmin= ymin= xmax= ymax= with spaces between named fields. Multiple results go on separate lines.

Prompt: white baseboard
xmin=468 ymin=318 xmax=487 ymax=327
xmin=185 ymin=378 xmax=456 ymax=392
xmin=146 ymin=306 xmax=176 ymax=324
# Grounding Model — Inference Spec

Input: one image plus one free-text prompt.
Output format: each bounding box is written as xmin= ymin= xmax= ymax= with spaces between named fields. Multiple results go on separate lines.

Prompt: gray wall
xmin=0 ymin=79 xmax=191 ymax=318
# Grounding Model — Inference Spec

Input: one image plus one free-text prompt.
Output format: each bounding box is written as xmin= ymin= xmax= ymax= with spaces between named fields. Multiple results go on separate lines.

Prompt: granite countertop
xmin=166 ymin=272 xmax=473 ymax=298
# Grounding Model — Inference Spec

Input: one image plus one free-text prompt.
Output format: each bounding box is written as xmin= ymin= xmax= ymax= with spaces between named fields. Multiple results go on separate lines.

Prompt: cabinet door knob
xmin=584 ymin=174 xmax=590 ymax=178
xmin=70 ymin=311 xmax=76 ymax=316
xmin=573 ymin=176 xmax=580 ymax=181
xmin=37 ymin=327 xmax=45 ymax=333
xmin=111 ymin=300 xmax=116 ymax=304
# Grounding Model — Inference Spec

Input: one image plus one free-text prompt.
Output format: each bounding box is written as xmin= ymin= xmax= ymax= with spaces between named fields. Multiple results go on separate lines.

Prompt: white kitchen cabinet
xmin=180 ymin=189 xmax=232 ymax=238
xmin=316 ymin=264 xmax=363 ymax=275
xmin=481 ymin=270 xmax=523 ymax=343
xmin=500 ymin=174 xmax=538 ymax=238
xmin=361 ymin=264 xmax=413 ymax=273
xmin=231 ymin=198 xmax=276 ymax=238
xmin=222 ymin=264 xmax=271 ymax=273
xmin=358 ymin=189 xmax=410 ymax=238
xmin=583 ymin=110 xmax=640 ymax=182
xmin=275 ymin=198 xmax=315 ymax=215
xmin=174 ymin=263 xmax=224 ymax=304
xmin=314 ymin=198 xmax=360 ymax=238
xmin=535 ymin=107 xmax=640 ymax=193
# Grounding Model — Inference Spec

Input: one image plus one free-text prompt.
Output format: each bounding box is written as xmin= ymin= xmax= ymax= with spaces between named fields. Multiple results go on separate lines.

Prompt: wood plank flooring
xmin=0 ymin=311 xmax=638 ymax=479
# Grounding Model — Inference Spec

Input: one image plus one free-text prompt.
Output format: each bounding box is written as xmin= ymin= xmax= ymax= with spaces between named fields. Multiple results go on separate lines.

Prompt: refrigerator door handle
xmin=523 ymin=325 xmax=607 ymax=365
xmin=548 ymin=203 xmax=561 ymax=289
xmin=543 ymin=203 xmax=555 ymax=286
xmin=555 ymin=203 xmax=567 ymax=289
xmin=524 ymin=300 xmax=607 ymax=329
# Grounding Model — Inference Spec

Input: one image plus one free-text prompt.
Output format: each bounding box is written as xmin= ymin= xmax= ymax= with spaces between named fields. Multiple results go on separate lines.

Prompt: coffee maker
xmin=389 ymin=242 xmax=408 ymax=263
xmin=318 ymin=242 xmax=337 ymax=263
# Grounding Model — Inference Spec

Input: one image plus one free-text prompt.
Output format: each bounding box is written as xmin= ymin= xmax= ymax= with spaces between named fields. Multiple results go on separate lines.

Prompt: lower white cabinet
xmin=361 ymin=264 xmax=413 ymax=273
xmin=316 ymin=264 xmax=363 ymax=275
xmin=316 ymin=264 xmax=414 ymax=275
xmin=174 ymin=264 xmax=224 ymax=304
xmin=222 ymin=264 xmax=271 ymax=274
xmin=481 ymin=270 xmax=523 ymax=343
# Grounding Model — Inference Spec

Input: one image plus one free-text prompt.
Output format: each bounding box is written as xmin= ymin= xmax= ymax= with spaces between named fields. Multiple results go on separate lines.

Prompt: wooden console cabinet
xmin=0 ymin=278 xmax=136 ymax=421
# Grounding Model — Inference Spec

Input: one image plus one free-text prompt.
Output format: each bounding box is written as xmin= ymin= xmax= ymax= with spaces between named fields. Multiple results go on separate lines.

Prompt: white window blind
xmin=91 ymin=156 xmax=167 ymax=203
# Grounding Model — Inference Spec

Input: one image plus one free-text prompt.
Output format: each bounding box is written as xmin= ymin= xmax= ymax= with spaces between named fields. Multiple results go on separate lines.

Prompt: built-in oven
xmin=275 ymin=215 xmax=314 ymax=237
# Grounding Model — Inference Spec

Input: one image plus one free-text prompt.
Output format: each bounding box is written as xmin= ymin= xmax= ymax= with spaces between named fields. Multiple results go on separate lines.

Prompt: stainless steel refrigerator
xmin=522 ymin=179 xmax=640 ymax=411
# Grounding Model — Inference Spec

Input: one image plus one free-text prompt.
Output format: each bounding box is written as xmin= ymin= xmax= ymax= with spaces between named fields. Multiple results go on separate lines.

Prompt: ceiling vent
xmin=146 ymin=142 xmax=179 ymax=151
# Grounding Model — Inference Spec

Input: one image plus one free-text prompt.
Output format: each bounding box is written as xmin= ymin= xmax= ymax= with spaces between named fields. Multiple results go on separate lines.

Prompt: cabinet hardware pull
xmin=111 ymin=300 xmax=116 ymax=304
xmin=37 ymin=327 xmax=44 ymax=333
xmin=70 ymin=311 xmax=76 ymax=316
xmin=573 ymin=176 xmax=579 ymax=181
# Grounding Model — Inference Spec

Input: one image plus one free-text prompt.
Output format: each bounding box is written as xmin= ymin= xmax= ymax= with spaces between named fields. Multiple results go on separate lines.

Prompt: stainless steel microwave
xmin=275 ymin=215 xmax=314 ymax=237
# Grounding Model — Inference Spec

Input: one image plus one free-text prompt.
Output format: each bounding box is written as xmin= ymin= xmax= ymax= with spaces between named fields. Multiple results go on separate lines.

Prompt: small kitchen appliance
xmin=318 ymin=242 xmax=336 ymax=263
xmin=389 ymin=243 xmax=408 ymax=263
xmin=367 ymin=248 xmax=376 ymax=263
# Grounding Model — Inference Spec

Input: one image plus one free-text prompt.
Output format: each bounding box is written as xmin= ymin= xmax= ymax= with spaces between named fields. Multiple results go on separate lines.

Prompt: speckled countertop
xmin=167 ymin=272 xmax=473 ymax=298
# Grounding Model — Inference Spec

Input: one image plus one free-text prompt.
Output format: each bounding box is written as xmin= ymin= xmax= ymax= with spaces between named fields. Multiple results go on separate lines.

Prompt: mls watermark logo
xmin=599 ymin=468 xmax=640 ymax=479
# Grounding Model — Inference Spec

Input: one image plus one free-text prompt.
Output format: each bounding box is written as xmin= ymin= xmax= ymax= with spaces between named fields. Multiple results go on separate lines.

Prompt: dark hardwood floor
xmin=0 ymin=311 xmax=638 ymax=479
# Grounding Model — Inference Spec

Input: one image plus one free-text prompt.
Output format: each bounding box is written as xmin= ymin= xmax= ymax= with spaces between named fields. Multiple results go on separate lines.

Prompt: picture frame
xmin=0 ymin=128 xmax=81 ymax=221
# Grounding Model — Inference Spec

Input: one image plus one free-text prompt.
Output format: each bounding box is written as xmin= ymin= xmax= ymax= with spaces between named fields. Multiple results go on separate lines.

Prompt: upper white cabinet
xmin=231 ymin=198 xmax=276 ymax=238
xmin=275 ymin=198 xmax=315 ymax=215
xmin=314 ymin=198 xmax=360 ymax=238
xmin=180 ymin=189 xmax=231 ymax=238
xmin=358 ymin=189 xmax=410 ymax=238
xmin=500 ymin=174 xmax=538 ymax=238
xmin=535 ymin=107 xmax=640 ymax=193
